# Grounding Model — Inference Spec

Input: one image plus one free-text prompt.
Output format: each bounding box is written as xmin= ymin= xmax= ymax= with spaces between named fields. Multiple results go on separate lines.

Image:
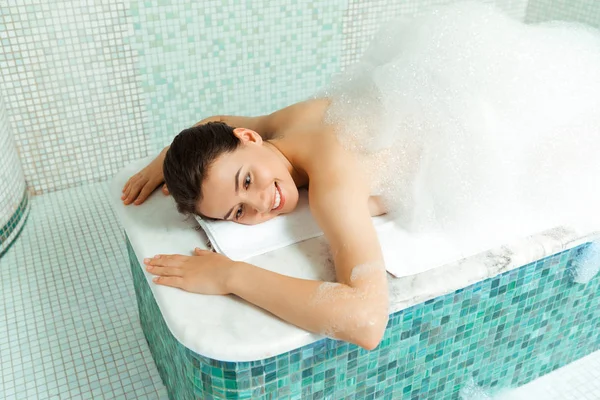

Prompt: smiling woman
xmin=122 ymin=97 xmax=391 ymax=350
xmin=120 ymin=2 xmax=600 ymax=350
xmin=163 ymin=123 xmax=305 ymax=224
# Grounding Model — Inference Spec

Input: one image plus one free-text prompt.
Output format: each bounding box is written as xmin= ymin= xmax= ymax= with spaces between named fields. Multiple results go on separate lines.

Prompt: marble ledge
xmin=111 ymin=159 xmax=600 ymax=362
xmin=387 ymin=225 xmax=600 ymax=315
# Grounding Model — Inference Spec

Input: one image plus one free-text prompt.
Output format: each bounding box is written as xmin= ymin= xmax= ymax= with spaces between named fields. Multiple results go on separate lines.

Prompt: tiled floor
xmin=0 ymin=182 xmax=599 ymax=400
xmin=507 ymin=350 xmax=600 ymax=400
xmin=0 ymin=183 xmax=167 ymax=400
xmin=461 ymin=350 xmax=600 ymax=399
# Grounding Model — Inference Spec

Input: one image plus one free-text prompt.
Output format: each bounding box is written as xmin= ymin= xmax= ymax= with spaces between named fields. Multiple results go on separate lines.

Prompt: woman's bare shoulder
xmin=274 ymin=122 xmax=344 ymax=178
xmin=264 ymin=98 xmax=331 ymax=136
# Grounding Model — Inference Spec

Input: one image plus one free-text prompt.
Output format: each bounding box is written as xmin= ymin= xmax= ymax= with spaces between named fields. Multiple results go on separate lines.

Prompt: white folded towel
xmin=196 ymin=189 xmax=465 ymax=277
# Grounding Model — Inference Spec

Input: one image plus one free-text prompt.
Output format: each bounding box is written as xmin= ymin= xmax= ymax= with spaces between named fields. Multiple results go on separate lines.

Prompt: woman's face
xmin=197 ymin=128 xmax=300 ymax=225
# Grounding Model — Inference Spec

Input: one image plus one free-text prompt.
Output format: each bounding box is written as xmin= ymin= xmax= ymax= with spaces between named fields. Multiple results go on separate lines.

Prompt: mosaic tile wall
xmin=0 ymin=1 xmax=147 ymax=194
xmin=1 ymin=0 xmax=599 ymax=194
xmin=0 ymin=93 xmax=29 ymax=256
xmin=0 ymin=0 xmax=346 ymax=194
xmin=526 ymin=0 xmax=600 ymax=28
xmin=128 ymin=237 xmax=600 ymax=399
xmin=0 ymin=0 xmax=552 ymax=195
xmin=129 ymin=0 xmax=347 ymax=153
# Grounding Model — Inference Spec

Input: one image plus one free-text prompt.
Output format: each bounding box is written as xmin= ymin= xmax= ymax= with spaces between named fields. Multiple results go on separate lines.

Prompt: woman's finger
xmin=135 ymin=184 xmax=155 ymax=205
xmin=122 ymin=180 xmax=131 ymax=194
xmin=194 ymin=248 xmax=211 ymax=255
xmin=146 ymin=265 xmax=183 ymax=277
xmin=123 ymin=182 xmax=138 ymax=204
xmin=124 ymin=189 xmax=139 ymax=205
xmin=122 ymin=180 xmax=133 ymax=200
xmin=162 ymin=184 xmax=169 ymax=195
xmin=152 ymin=276 xmax=184 ymax=289
xmin=126 ymin=181 xmax=146 ymax=204
xmin=144 ymin=255 xmax=185 ymax=267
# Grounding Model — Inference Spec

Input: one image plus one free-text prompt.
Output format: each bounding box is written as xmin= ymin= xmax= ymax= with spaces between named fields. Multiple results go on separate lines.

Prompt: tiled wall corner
xmin=0 ymin=1 xmax=147 ymax=194
xmin=526 ymin=0 xmax=600 ymax=28
xmin=0 ymin=0 xmax=346 ymax=192
xmin=0 ymin=93 xmax=29 ymax=255
xmin=2 ymin=0 xmax=600 ymax=194
xmin=129 ymin=0 xmax=347 ymax=153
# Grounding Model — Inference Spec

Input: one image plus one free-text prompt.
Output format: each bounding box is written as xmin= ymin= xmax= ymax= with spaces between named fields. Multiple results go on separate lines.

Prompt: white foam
xmin=459 ymin=377 xmax=496 ymax=400
xmin=572 ymin=241 xmax=600 ymax=284
xmin=322 ymin=2 xmax=600 ymax=256
xmin=459 ymin=376 xmax=525 ymax=400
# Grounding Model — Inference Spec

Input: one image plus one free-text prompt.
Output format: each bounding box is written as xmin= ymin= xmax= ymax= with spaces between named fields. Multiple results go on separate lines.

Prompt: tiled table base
xmin=127 ymin=237 xmax=600 ymax=400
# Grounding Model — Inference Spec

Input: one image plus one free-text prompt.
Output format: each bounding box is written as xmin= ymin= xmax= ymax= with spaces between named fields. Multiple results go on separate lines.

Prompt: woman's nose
xmin=248 ymin=187 xmax=272 ymax=214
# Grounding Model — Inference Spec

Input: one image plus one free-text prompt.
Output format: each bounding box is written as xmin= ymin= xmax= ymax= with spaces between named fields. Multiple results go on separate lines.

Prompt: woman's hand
xmin=122 ymin=148 xmax=169 ymax=205
xmin=144 ymin=248 xmax=236 ymax=295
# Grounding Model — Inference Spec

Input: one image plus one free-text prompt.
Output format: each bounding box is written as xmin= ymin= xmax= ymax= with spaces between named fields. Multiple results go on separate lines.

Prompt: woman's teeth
xmin=272 ymin=184 xmax=281 ymax=210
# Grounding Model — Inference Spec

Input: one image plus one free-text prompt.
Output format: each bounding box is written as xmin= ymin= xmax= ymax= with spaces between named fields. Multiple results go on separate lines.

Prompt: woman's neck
xmin=264 ymin=140 xmax=309 ymax=188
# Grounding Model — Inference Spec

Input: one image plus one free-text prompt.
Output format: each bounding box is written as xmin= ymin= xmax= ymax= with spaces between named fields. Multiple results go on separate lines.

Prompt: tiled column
xmin=0 ymin=94 xmax=29 ymax=256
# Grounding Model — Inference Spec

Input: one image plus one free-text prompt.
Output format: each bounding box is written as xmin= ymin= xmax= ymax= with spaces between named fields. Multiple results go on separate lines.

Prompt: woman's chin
xmin=282 ymin=194 xmax=299 ymax=214
xmin=286 ymin=186 xmax=300 ymax=212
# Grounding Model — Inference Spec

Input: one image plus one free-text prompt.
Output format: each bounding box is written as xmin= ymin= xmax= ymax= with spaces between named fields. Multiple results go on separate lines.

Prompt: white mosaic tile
xmin=0 ymin=183 xmax=167 ymax=400
xmin=0 ymin=1 xmax=147 ymax=195
xmin=485 ymin=350 xmax=600 ymax=400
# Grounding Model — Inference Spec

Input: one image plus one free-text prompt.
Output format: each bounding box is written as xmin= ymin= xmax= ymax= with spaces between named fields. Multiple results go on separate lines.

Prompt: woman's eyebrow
xmin=223 ymin=166 xmax=243 ymax=220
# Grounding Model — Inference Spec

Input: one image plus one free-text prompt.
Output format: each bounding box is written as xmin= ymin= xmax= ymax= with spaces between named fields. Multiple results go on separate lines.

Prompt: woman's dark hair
xmin=163 ymin=122 xmax=241 ymax=217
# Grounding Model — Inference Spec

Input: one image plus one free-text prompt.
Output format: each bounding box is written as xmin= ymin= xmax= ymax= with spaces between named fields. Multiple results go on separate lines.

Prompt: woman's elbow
xmin=358 ymin=320 xmax=388 ymax=350
xmin=353 ymin=310 xmax=389 ymax=351
xmin=334 ymin=284 xmax=389 ymax=350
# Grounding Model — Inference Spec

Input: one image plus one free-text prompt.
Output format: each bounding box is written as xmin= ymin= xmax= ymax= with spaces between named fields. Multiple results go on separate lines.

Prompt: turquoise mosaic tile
xmin=128 ymin=0 xmax=346 ymax=152
xmin=0 ymin=189 xmax=30 ymax=258
xmin=127 ymin=236 xmax=600 ymax=399
xmin=2 ymin=0 xmax=598 ymax=193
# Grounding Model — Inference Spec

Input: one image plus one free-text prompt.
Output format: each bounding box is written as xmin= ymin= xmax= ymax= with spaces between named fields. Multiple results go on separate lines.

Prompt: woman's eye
xmin=235 ymin=206 xmax=244 ymax=220
xmin=244 ymin=174 xmax=251 ymax=189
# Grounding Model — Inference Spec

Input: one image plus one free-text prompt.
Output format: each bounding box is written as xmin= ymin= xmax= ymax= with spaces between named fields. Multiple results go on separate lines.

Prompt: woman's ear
xmin=233 ymin=127 xmax=263 ymax=144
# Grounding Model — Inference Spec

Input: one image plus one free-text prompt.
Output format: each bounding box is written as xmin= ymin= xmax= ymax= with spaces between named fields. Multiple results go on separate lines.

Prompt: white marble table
xmin=110 ymin=159 xmax=600 ymax=362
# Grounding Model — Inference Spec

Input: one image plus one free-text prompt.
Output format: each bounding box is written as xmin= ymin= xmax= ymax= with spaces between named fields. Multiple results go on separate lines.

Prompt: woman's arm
xmin=123 ymin=114 xmax=268 ymax=204
xmin=122 ymin=146 xmax=170 ymax=205
xmin=227 ymin=261 xmax=387 ymax=350
xmin=226 ymin=151 xmax=389 ymax=349
xmin=146 ymin=156 xmax=390 ymax=349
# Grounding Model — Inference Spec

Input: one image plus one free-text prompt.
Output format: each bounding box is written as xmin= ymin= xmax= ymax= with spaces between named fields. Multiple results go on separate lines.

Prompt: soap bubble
xmin=571 ymin=241 xmax=600 ymax=284
xmin=320 ymin=2 xmax=600 ymax=255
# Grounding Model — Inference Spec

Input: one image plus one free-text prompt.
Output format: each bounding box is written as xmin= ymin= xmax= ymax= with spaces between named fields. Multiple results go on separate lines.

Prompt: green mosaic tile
xmin=128 ymin=236 xmax=600 ymax=399
xmin=128 ymin=0 xmax=346 ymax=153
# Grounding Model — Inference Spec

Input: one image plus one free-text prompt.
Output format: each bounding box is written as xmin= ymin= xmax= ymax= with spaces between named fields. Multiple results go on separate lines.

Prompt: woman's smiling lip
xmin=272 ymin=182 xmax=285 ymax=211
